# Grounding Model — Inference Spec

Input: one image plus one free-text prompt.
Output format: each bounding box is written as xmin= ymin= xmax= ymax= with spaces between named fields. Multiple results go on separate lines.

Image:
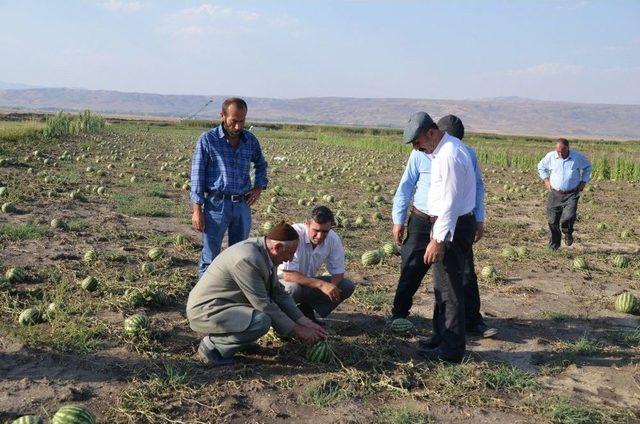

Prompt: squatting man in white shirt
xmin=278 ymin=205 xmax=356 ymax=325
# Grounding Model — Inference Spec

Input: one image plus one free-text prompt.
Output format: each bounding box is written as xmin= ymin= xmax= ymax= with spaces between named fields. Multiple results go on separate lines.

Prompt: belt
xmin=411 ymin=207 xmax=437 ymax=223
xmin=206 ymin=191 xmax=247 ymax=202
xmin=411 ymin=207 xmax=474 ymax=223
xmin=552 ymin=187 xmax=578 ymax=194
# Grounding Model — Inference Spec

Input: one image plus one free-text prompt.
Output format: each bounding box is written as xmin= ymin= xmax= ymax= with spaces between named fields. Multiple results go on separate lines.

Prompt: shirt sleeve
xmin=430 ymin=154 xmax=463 ymax=242
xmin=580 ymin=154 xmax=592 ymax=183
xmin=537 ymin=153 xmax=551 ymax=180
xmin=230 ymin=258 xmax=297 ymax=335
xmin=189 ymin=133 xmax=208 ymax=205
xmin=392 ymin=152 xmax=419 ymax=225
xmin=469 ymin=148 xmax=485 ymax=222
xmin=251 ymin=138 xmax=269 ymax=189
xmin=326 ymin=232 xmax=346 ymax=275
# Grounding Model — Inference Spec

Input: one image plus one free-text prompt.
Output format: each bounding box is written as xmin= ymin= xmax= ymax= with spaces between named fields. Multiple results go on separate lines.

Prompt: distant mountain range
xmin=1 ymin=86 xmax=639 ymax=140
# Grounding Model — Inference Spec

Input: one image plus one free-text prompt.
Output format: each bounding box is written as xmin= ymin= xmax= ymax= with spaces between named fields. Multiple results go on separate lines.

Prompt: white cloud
xmin=162 ymin=3 xmax=298 ymax=38
xmin=505 ymin=63 xmax=584 ymax=77
xmin=99 ymin=0 xmax=143 ymax=13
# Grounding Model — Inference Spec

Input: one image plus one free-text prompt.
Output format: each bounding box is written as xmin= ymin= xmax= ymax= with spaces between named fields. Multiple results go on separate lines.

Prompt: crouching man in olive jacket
xmin=187 ymin=222 xmax=327 ymax=366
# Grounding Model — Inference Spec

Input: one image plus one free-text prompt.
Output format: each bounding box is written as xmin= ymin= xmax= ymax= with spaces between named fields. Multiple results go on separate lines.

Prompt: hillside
xmin=1 ymin=87 xmax=639 ymax=139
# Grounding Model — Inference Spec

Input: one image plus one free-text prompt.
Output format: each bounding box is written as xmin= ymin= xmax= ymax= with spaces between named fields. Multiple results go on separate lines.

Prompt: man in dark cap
xmin=391 ymin=111 xmax=477 ymax=363
xmin=186 ymin=222 xmax=327 ymax=366
xmin=537 ymin=138 xmax=591 ymax=249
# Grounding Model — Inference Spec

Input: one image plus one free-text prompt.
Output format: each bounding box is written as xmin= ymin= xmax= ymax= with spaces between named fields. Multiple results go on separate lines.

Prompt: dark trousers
xmin=392 ymin=213 xmax=484 ymax=329
xmin=463 ymin=248 xmax=483 ymax=328
xmin=392 ymin=213 xmax=432 ymax=318
xmin=546 ymin=191 xmax=579 ymax=248
xmin=432 ymin=215 xmax=476 ymax=358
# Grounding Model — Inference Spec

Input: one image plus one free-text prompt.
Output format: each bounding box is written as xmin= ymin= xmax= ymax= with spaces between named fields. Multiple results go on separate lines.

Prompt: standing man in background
xmin=537 ymin=139 xmax=591 ymax=250
xmin=190 ymin=98 xmax=268 ymax=277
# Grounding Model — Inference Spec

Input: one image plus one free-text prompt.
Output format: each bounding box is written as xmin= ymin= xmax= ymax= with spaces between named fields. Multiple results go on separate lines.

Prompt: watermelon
xmin=83 ymin=250 xmax=97 ymax=263
xmin=481 ymin=266 xmax=497 ymax=279
xmin=140 ymin=262 xmax=155 ymax=274
xmin=361 ymin=250 xmax=382 ymax=266
xmin=18 ymin=308 xmax=41 ymax=326
xmin=306 ymin=340 xmax=333 ymax=364
xmin=124 ymin=314 xmax=149 ymax=335
xmin=50 ymin=218 xmax=67 ymax=229
xmin=354 ymin=216 xmax=366 ymax=227
xmin=51 ymin=404 xmax=96 ymax=424
xmin=573 ymin=257 xmax=587 ymax=270
xmin=382 ymin=243 xmax=399 ymax=256
xmin=11 ymin=416 xmax=43 ymax=424
xmin=147 ymin=247 xmax=164 ymax=261
xmin=515 ymin=247 xmax=527 ymax=258
xmin=173 ymin=234 xmax=187 ymax=246
xmin=613 ymin=255 xmax=630 ymax=268
xmin=5 ymin=267 xmax=26 ymax=283
xmin=96 ymin=186 xmax=105 ymax=195
xmin=262 ymin=222 xmax=273 ymax=232
xmin=501 ymin=247 xmax=517 ymax=258
xmin=596 ymin=222 xmax=607 ymax=230
xmin=620 ymin=229 xmax=633 ymax=239
xmin=0 ymin=186 xmax=7 ymax=196
xmin=2 ymin=202 xmax=16 ymax=213
xmin=390 ymin=318 xmax=414 ymax=334
xmin=81 ymin=276 xmax=98 ymax=292
xmin=614 ymin=292 xmax=637 ymax=314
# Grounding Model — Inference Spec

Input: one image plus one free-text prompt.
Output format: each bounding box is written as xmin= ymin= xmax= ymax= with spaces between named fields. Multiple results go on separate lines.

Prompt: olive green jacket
xmin=186 ymin=237 xmax=303 ymax=336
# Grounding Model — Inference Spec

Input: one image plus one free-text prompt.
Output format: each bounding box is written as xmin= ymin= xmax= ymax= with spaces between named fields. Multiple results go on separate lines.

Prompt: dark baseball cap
xmin=403 ymin=112 xmax=435 ymax=144
xmin=437 ymin=115 xmax=464 ymax=140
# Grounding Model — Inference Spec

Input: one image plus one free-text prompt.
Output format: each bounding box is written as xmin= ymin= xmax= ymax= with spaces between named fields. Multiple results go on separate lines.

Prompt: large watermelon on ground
xmin=18 ymin=308 xmax=41 ymax=326
xmin=361 ymin=250 xmax=382 ymax=266
xmin=5 ymin=267 xmax=26 ymax=283
xmin=147 ymin=247 xmax=164 ymax=261
xmin=614 ymin=292 xmax=638 ymax=314
xmin=481 ymin=266 xmax=497 ymax=278
xmin=573 ymin=257 xmax=587 ymax=270
xmin=51 ymin=404 xmax=96 ymax=424
xmin=613 ymin=255 xmax=630 ymax=268
xmin=124 ymin=314 xmax=149 ymax=335
xmin=306 ymin=340 xmax=333 ymax=364
xmin=81 ymin=276 xmax=98 ymax=292
xmin=390 ymin=318 xmax=414 ymax=334
xmin=382 ymin=243 xmax=399 ymax=256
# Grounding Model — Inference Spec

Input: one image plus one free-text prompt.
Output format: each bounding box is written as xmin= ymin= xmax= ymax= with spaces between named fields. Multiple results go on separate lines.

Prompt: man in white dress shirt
xmin=402 ymin=112 xmax=477 ymax=364
xmin=278 ymin=206 xmax=355 ymax=325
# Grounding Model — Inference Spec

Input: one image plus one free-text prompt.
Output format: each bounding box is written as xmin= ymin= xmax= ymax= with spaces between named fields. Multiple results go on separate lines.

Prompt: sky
xmin=0 ymin=0 xmax=639 ymax=105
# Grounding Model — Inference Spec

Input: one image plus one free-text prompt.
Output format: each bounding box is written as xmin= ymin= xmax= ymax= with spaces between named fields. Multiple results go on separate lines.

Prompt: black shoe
xmin=466 ymin=322 xmax=498 ymax=338
xmin=416 ymin=348 xmax=463 ymax=364
xmin=198 ymin=339 xmax=235 ymax=367
xmin=418 ymin=335 xmax=441 ymax=349
xmin=298 ymin=303 xmax=326 ymax=327
xmin=564 ymin=233 xmax=574 ymax=246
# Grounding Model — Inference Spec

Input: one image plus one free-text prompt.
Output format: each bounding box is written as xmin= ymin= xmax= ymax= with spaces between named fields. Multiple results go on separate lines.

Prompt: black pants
xmin=546 ymin=191 xmax=579 ymax=248
xmin=431 ymin=214 xmax=476 ymax=358
xmin=392 ymin=213 xmax=433 ymax=318
xmin=392 ymin=213 xmax=483 ymax=329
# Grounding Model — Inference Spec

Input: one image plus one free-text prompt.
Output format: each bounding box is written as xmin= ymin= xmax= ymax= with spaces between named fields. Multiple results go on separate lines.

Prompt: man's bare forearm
xmin=192 ymin=203 xmax=203 ymax=213
xmin=282 ymin=271 xmax=326 ymax=289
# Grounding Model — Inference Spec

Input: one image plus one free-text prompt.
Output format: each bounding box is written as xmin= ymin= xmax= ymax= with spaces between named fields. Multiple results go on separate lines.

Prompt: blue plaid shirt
xmin=190 ymin=125 xmax=268 ymax=204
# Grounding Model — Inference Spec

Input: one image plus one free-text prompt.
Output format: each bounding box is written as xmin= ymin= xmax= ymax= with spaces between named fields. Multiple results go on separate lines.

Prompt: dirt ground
xmin=1 ymin=123 xmax=639 ymax=423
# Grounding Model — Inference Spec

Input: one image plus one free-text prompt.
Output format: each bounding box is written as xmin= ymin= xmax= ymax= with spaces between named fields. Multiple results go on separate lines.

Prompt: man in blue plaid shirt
xmin=190 ymin=98 xmax=269 ymax=276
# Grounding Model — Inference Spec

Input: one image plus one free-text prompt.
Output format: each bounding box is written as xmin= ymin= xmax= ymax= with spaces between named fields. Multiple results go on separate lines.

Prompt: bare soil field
xmin=1 ymin=119 xmax=639 ymax=423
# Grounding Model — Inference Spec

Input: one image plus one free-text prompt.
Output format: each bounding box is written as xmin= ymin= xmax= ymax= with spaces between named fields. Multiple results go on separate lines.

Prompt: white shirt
xmin=278 ymin=223 xmax=345 ymax=279
xmin=426 ymin=133 xmax=476 ymax=242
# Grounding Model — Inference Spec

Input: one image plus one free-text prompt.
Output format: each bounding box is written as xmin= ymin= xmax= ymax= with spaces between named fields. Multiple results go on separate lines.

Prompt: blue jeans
xmin=198 ymin=196 xmax=251 ymax=277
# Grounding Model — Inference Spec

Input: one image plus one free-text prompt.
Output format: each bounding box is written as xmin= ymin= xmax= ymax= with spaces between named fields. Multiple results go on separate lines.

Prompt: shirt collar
xmin=215 ymin=124 xmax=246 ymax=144
xmin=554 ymin=150 xmax=572 ymax=160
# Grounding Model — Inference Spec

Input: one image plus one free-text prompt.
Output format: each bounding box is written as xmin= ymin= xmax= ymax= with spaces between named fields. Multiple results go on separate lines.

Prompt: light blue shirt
xmin=392 ymin=142 xmax=485 ymax=224
xmin=537 ymin=149 xmax=591 ymax=191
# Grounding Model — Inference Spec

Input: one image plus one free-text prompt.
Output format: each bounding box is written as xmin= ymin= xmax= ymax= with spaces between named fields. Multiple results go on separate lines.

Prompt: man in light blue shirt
xmin=390 ymin=114 xmax=497 ymax=341
xmin=537 ymin=138 xmax=591 ymax=249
